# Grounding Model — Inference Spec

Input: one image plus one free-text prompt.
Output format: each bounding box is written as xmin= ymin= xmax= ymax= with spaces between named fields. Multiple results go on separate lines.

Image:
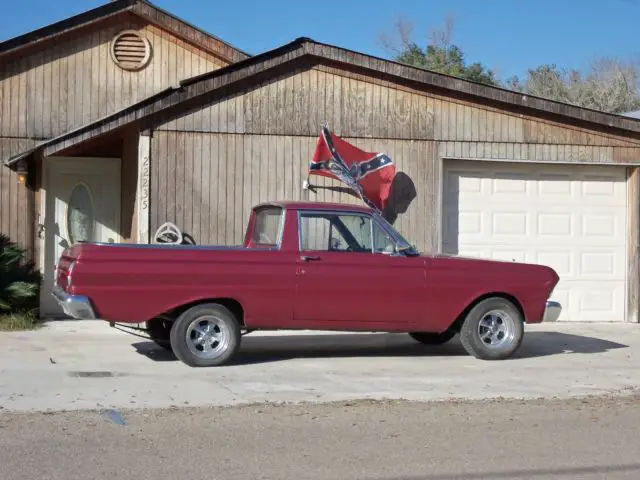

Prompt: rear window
xmin=251 ymin=206 xmax=283 ymax=247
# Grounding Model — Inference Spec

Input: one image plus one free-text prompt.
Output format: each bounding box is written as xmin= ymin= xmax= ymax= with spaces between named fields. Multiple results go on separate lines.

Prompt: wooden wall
xmin=0 ymin=12 xmax=224 ymax=140
xmin=0 ymin=138 xmax=35 ymax=252
xmin=157 ymin=64 xmax=640 ymax=151
xmin=151 ymin=64 xmax=640 ymax=252
xmin=0 ymin=11 xmax=225 ymax=249
xmin=149 ymin=131 xmax=434 ymax=247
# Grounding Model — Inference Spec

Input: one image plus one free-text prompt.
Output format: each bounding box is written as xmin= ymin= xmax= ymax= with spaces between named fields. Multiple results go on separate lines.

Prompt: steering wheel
xmin=154 ymin=222 xmax=183 ymax=245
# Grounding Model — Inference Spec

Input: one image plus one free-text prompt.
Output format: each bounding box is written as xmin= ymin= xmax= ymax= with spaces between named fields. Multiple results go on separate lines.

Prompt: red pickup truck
xmin=52 ymin=201 xmax=561 ymax=367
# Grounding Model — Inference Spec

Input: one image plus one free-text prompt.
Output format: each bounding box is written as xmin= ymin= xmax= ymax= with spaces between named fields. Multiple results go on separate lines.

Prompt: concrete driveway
xmin=1 ymin=320 xmax=639 ymax=412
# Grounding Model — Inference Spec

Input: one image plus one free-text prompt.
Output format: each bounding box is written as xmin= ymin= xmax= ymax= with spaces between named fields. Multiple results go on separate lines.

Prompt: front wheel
xmin=408 ymin=330 xmax=456 ymax=345
xmin=169 ymin=303 xmax=242 ymax=367
xmin=459 ymin=297 xmax=524 ymax=360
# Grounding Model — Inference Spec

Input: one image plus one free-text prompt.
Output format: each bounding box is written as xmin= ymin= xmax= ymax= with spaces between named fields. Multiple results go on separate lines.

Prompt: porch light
xmin=15 ymin=158 xmax=28 ymax=184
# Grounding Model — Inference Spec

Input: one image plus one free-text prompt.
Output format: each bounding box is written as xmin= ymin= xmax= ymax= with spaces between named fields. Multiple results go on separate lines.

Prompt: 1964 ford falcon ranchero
xmin=52 ymin=201 xmax=561 ymax=367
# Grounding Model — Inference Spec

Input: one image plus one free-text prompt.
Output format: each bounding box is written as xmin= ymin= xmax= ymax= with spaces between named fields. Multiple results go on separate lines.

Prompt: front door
xmin=41 ymin=157 xmax=122 ymax=317
xmin=294 ymin=210 xmax=426 ymax=329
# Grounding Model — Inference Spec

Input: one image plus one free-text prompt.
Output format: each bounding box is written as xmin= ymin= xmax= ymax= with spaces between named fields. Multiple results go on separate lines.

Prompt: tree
xmin=505 ymin=58 xmax=640 ymax=114
xmin=378 ymin=17 xmax=500 ymax=87
xmin=379 ymin=14 xmax=640 ymax=114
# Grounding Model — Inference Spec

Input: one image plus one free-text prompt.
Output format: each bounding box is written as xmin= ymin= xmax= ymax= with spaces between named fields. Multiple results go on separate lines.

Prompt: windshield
xmin=374 ymin=213 xmax=419 ymax=256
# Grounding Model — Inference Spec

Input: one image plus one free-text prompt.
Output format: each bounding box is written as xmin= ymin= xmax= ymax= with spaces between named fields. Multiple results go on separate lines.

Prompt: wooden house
xmin=3 ymin=1 xmax=640 ymax=323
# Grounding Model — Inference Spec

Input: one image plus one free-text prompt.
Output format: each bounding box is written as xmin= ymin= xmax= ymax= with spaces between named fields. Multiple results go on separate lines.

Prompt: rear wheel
xmin=459 ymin=297 xmax=524 ymax=360
xmin=408 ymin=330 xmax=456 ymax=345
xmin=169 ymin=303 xmax=242 ymax=367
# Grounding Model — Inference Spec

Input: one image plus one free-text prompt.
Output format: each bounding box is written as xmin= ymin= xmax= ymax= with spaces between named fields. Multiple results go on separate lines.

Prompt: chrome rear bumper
xmin=51 ymin=285 xmax=96 ymax=320
xmin=543 ymin=300 xmax=562 ymax=322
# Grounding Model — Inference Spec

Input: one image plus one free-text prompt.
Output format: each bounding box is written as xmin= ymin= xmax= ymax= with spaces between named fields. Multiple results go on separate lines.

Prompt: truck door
xmin=293 ymin=210 xmax=426 ymax=329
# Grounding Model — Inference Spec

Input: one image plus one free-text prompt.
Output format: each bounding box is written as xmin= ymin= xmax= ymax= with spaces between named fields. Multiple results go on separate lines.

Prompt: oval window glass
xmin=67 ymin=183 xmax=94 ymax=244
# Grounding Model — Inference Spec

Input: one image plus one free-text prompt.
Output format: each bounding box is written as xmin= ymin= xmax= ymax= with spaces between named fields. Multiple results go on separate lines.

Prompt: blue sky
xmin=1 ymin=0 xmax=637 ymax=81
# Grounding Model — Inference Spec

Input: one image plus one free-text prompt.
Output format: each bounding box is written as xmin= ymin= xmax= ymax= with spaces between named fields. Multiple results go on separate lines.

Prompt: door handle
xmin=300 ymin=255 xmax=321 ymax=262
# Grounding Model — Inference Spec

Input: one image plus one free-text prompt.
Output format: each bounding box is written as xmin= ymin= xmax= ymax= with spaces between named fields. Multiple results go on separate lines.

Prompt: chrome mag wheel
xmin=186 ymin=315 xmax=231 ymax=360
xmin=477 ymin=310 xmax=517 ymax=350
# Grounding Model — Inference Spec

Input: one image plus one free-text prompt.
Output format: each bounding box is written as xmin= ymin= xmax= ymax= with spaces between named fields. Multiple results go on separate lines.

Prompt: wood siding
xmin=150 ymin=65 xmax=640 ymax=253
xmin=150 ymin=131 xmax=437 ymax=249
xmin=157 ymin=65 xmax=640 ymax=150
xmin=627 ymin=167 xmax=640 ymax=323
xmin=0 ymin=12 xmax=224 ymax=141
xmin=0 ymin=137 xmax=35 ymax=253
xmin=0 ymin=12 xmax=225 ymax=247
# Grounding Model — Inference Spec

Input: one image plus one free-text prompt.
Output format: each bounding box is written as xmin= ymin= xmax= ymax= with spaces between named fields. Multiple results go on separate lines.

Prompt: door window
xmin=299 ymin=212 xmax=372 ymax=252
xmin=67 ymin=183 xmax=94 ymax=244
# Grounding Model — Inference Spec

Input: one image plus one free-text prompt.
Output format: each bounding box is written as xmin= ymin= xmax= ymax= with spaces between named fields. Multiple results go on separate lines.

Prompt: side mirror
xmin=395 ymin=244 xmax=416 ymax=255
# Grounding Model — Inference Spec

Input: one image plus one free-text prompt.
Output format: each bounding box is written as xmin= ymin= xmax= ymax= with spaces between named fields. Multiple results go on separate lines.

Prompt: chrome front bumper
xmin=543 ymin=300 xmax=562 ymax=322
xmin=51 ymin=285 xmax=96 ymax=320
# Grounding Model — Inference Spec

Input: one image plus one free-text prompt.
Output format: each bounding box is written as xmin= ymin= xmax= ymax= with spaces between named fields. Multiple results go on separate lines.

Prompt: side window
xmin=300 ymin=215 xmax=333 ymax=250
xmin=299 ymin=212 xmax=372 ymax=252
xmin=251 ymin=206 xmax=283 ymax=247
xmin=339 ymin=215 xmax=372 ymax=251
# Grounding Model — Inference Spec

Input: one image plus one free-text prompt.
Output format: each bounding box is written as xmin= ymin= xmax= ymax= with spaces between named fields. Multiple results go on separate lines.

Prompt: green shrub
xmin=0 ymin=234 xmax=42 ymax=316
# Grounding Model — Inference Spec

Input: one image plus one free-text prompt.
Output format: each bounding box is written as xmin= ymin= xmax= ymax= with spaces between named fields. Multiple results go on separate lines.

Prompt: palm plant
xmin=0 ymin=234 xmax=42 ymax=314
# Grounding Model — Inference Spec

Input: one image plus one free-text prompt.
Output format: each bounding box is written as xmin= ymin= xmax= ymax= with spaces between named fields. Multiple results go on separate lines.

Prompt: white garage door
xmin=442 ymin=160 xmax=628 ymax=322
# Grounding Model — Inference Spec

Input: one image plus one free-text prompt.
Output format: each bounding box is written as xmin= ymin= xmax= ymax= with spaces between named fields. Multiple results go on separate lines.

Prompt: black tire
xmin=169 ymin=303 xmax=241 ymax=367
xmin=459 ymin=297 xmax=524 ymax=360
xmin=146 ymin=318 xmax=172 ymax=350
xmin=409 ymin=330 xmax=456 ymax=345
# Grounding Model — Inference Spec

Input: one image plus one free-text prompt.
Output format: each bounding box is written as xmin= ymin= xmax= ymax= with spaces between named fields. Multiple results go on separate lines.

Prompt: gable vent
xmin=110 ymin=30 xmax=152 ymax=71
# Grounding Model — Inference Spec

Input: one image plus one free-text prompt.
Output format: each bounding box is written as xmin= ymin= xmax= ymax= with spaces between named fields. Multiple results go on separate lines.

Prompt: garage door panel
xmin=537 ymin=213 xmax=572 ymax=236
xmin=448 ymin=167 xmax=626 ymax=208
xmin=455 ymin=244 xmax=625 ymax=281
xmin=447 ymin=209 xmax=626 ymax=247
xmin=574 ymin=284 xmax=625 ymax=322
xmin=538 ymin=174 xmax=574 ymax=194
xmin=490 ymin=173 xmax=529 ymax=194
xmin=582 ymin=213 xmax=622 ymax=238
xmin=536 ymin=250 xmax=573 ymax=277
xmin=443 ymin=160 xmax=627 ymax=322
xmin=455 ymin=191 xmax=624 ymax=207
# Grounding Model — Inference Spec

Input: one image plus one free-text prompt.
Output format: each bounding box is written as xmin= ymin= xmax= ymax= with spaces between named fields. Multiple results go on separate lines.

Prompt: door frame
xmin=39 ymin=156 xmax=122 ymax=315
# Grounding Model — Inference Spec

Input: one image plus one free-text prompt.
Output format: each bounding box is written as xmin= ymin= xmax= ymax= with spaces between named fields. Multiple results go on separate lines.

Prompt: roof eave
xmin=7 ymin=37 xmax=640 ymax=170
xmin=300 ymin=40 xmax=640 ymax=136
xmin=0 ymin=0 xmax=250 ymax=64
xmin=0 ymin=0 xmax=137 ymax=57
xmin=131 ymin=1 xmax=251 ymax=62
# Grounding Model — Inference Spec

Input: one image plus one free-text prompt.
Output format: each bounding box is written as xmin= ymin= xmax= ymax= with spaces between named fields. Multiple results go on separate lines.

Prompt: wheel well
xmin=449 ymin=292 xmax=525 ymax=332
xmin=159 ymin=298 xmax=245 ymax=326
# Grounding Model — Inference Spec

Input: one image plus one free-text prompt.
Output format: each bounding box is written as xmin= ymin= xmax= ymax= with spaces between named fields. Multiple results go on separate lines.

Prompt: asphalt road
xmin=1 ymin=394 xmax=639 ymax=480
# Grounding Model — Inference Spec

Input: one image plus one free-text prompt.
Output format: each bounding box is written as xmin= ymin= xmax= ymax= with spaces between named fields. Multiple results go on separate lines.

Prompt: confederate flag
xmin=306 ymin=126 xmax=396 ymax=211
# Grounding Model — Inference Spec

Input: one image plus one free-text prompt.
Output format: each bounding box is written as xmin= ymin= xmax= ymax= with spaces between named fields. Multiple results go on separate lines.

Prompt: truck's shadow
xmin=131 ymin=331 xmax=628 ymax=365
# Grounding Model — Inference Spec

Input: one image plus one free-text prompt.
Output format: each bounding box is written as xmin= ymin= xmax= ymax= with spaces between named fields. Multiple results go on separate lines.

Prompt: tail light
xmin=67 ymin=260 xmax=77 ymax=289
